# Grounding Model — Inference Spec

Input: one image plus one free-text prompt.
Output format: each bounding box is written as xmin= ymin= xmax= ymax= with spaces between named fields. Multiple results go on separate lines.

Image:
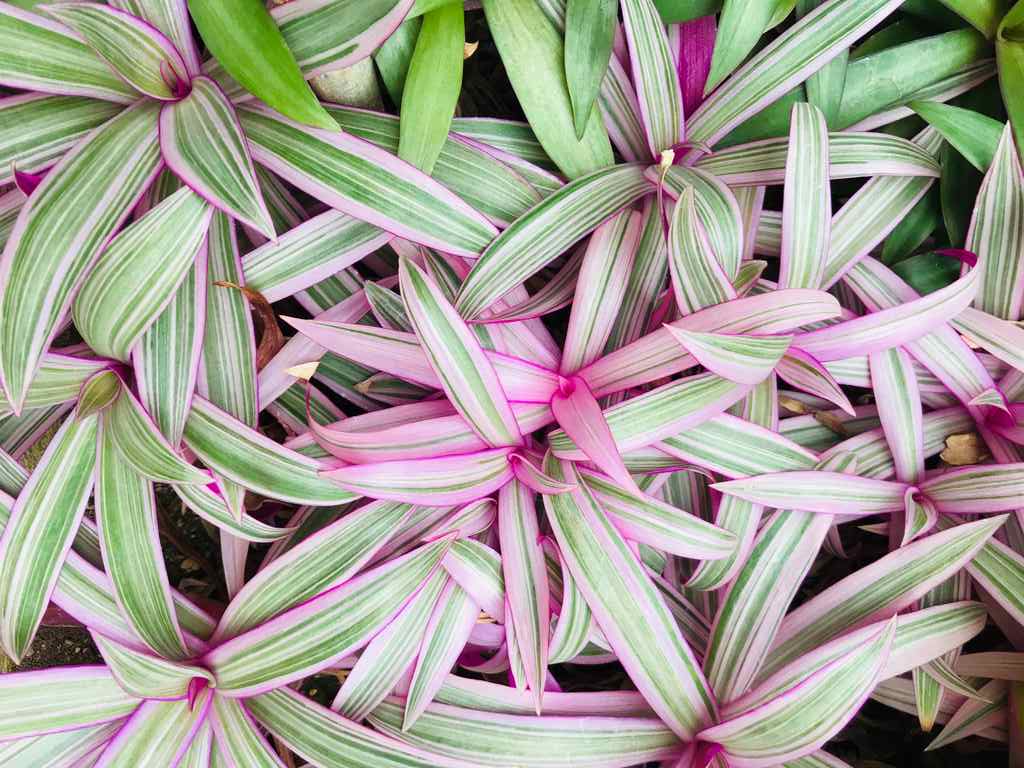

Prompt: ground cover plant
xmin=0 ymin=0 xmax=1022 ymax=765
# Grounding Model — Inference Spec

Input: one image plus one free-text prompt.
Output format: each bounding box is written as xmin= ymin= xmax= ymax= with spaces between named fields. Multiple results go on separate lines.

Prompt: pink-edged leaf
xmin=776 ymin=347 xmax=855 ymax=415
xmin=109 ymin=0 xmax=201 ymax=75
xmin=399 ymin=257 xmax=521 ymax=448
xmin=925 ymin=679 xmax=1009 ymax=751
xmin=92 ymin=688 xmax=211 ymax=768
xmin=902 ymin=488 xmax=939 ymax=545
xmin=668 ymin=185 xmax=738 ymax=314
xmin=921 ymin=464 xmax=1024 ymax=514
xmin=868 ymin=346 xmax=924 ymax=483
xmin=321 ymin=448 xmax=516 ymax=506
xmin=510 ymin=451 xmax=577 ymax=495
xmin=666 ymin=328 xmax=791 ymax=385
xmin=714 ymin=471 xmax=908 ymax=515
xmin=551 ymin=375 xmax=640 ymax=495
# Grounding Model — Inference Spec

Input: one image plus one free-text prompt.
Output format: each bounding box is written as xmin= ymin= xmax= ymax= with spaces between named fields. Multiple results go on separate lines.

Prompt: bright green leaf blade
xmin=188 ymin=0 xmax=337 ymax=130
xmin=398 ymin=3 xmax=463 ymax=174
xmin=998 ymin=8 xmax=1024 ymax=156
xmin=911 ymin=101 xmax=1003 ymax=172
xmin=565 ymin=0 xmax=616 ymax=139
xmin=705 ymin=0 xmax=779 ymax=93
xmin=374 ymin=17 xmax=421 ymax=105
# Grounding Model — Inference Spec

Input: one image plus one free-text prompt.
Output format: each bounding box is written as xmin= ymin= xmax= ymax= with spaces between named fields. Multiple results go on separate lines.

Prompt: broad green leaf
xmin=0 ymin=413 xmax=96 ymax=662
xmin=457 ymin=164 xmax=651 ymax=320
xmin=481 ymin=0 xmax=613 ymax=178
xmin=543 ymin=456 xmax=715 ymax=739
xmin=796 ymin=0 xmax=848 ymax=125
xmin=0 ymin=667 xmax=137 ymax=741
xmin=205 ymin=539 xmax=449 ymax=696
xmin=705 ymin=0 xmax=779 ymax=94
xmin=565 ymin=0 xmax=616 ymax=138
xmin=911 ymin=101 xmax=1003 ymax=172
xmin=621 ymin=0 xmax=684 ymax=156
xmin=160 ymin=76 xmax=274 ymax=238
xmin=779 ymin=102 xmax=829 ymax=290
xmin=881 ymin=189 xmax=942 ymax=266
xmin=998 ymin=4 xmax=1024 ymax=155
xmin=43 ymin=2 xmax=190 ymax=100
xmin=0 ymin=94 xmax=121 ymax=186
xmin=184 ymin=395 xmax=359 ymax=506
xmin=96 ymin=416 xmax=189 ymax=660
xmin=374 ymin=17 xmax=421 ymax=104
xmin=134 ymin=259 xmax=205 ymax=445
xmin=937 ymin=0 xmax=1012 ymax=37
xmin=239 ymin=105 xmax=498 ymax=257
xmin=0 ymin=4 xmax=138 ymax=102
xmin=398 ymin=3 xmax=463 ymax=174
xmin=73 ymin=187 xmax=212 ymax=361
xmin=0 ymin=102 xmax=160 ymax=411
xmin=188 ymin=0 xmax=336 ymax=129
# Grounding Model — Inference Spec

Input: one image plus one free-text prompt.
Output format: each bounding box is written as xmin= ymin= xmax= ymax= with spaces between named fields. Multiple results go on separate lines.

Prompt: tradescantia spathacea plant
xmin=0 ymin=0 xmax=1023 ymax=764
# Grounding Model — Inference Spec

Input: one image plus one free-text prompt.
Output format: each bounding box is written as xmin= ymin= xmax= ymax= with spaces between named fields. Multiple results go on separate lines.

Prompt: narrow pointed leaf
xmin=442 ymin=539 xmax=505 ymax=620
xmin=209 ymin=696 xmax=285 ymax=768
xmin=778 ymin=102 xmax=829 ymax=290
xmin=705 ymin=0 xmax=778 ymax=94
xmin=92 ymin=691 xmax=211 ymax=768
xmin=714 ymin=471 xmax=907 ymax=515
xmin=92 ymin=632 xmax=213 ymax=701
xmin=565 ymin=0 xmax=616 ymax=138
xmin=911 ymin=101 xmax=1002 ymax=173
xmin=926 ymin=679 xmax=1009 ymax=750
xmin=667 ymin=328 xmax=790 ymax=385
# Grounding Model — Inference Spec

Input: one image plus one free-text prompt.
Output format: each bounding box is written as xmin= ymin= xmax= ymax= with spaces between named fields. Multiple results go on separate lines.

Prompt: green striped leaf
xmin=133 ymin=258 xmax=204 ymax=445
xmin=686 ymin=0 xmax=904 ymax=147
xmin=209 ymin=695 xmax=284 ymax=768
xmin=398 ymin=3 xmax=463 ymax=174
xmin=954 ymin=518 xmax=1024 ymax=630
xmin=0 ymin=721 xmax=122 ymax=768
xmin=334 ymin=569 xmax=448 ymax=722
xmin=869 ymin=347 xmax=923 ymax=486
xmin=369 ymin=697 xmax=680 ymax=768
xmin=457 ymin=164 xmax=651 ymax=320
xmin=96 ymin=415 xmax=189 ymax=660
xmin=0 ymin=667 xmax=138 ymax=741
xmin=110 ymin=0 xmax=202 ymax=74
xmin=0 ymin=412 xmax=96 ymax=662
xmin=400 ymin=258 xmax=521 ymax=447
xmin=214 ymin=500 xmax=412 ymax=640
xmin=926 ymin=679 xmax=1008 ymax=750
xmin=564 ymin=0 xmax=616 ymax=139
xmin=779 ymin=102 xmax=829 ymax=290
xmin=43 ymin=2 xmax=189 ymax=100
xmin=172 ymin=481 xmax=294 ymax=543
xmin=160 ymin=76 xmax=274 ymax=238
xmin=205 ymin=539 xmax=450 ymax=696
xmin=0 ymin=4 xmax=137 ymax=102
xmin=621 ymin=0 xmax=683 ymax=156
xmin=667 ymin=329 xmax=790 ymax=385
xmin=74 ymin=187 xmax=212 ymax=361
xmin=443 ymin=538 xmax=505 ymax=620
xmin=92 ymin=632 xmax=213 ymax=701
xmin=0 ymin=94 xmax=121 ymax=186
xmin=239 ymin=105 xmax=497 ymax=257
xmin=543 ymin=456 xmax=715 ymax=739
xmin=189 ymin=0 xmax=335 ymax=129
xmin=966 ymin=123 xmax=1024 ymax=320
xmin=481 ymin=0 xmax=613 ymax=178
xmin=91 ymin=690 xmax=210 ymax=767
xmin=0 ymin=101 xmax=160 ymax=410
xmin=668 ymin=186 xmax=737 ymax=313
xmin=75 ymin=368 xmax=121 ymax=421
xmin=450 ymin=117 xmax=555 ymax=170
xmin=184 ymin=395 xmax=358 ymax=506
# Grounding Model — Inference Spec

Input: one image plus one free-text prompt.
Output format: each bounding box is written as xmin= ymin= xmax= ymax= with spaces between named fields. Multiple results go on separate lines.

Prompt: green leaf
xmin=891 ymin=251 xmax=960 ymax=295
xmin=482 ymin=0 xmax=613 ymax=178
xmin=911 ymin=101 xmax=1003 ymax=172
xmin=706 ymin=0 xmax=779 ymax=93
xmin=998 ymin=3 xmax=1024 ymax=157
xmin=75 ymin=369 xmax=121 ymax=421
xmin=187 ymin=0 xmax=337 ymax=130
xmin=398 ymin=3 xmax=463 ymax=174
xmin=374 ymin=17 xmax=422 ymax=105
xmin=938 ymin=0 xmax=1013 ymax=38
xmin=565 ymin=0 xmax=616 ymax=139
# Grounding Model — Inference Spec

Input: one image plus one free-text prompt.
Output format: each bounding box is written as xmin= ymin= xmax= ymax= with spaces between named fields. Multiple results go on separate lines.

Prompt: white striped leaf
xmin=669 ymin=186 xmax=738 ymax=313
xmin=925 ymin=679 xmax=1008 ymax=751
xmin=545 ymin=540 xmax=593 ymax=665
xmin=443 ymin=539 xmax=505 ymax=620
xmin=96 ymin=415 xmax=189 ymax=660
xmin=404 ymin=577 xmax=479 ymax=729
xmin=0 ymin=94 xmax=122 ymax=186
xmin=213 ymin=499 xmax=412 ymax=640
xmin=921 ymin=656 xmax=990 ymax=702
xmin=204 ymin=539 xmax=450 ymax=696
xmin=92 ymin=632 xmax=214 ymax=701
xmin=369 ymin=697 xmax=680 ymax=768
xmin=0 ymin=101 xmax=160 ymax=410
xmin=334 ymin=569 xmax=447 ymax=722
xmin=779 ymin=102 xmax=830 ymax=290
xmin=0 ymin=412 xmax=97 ymax=662
xmin=0 ymin=5 xmax=138 ymax=102
xmin=209 ymin=695 xmax=285 ymax=768
xmin=171 ymin=481 xmax=292 ymax=544
xmin=686 ymin=0 xmax=904 ymax=147
xmin=183 ymin=395 xmax=358 ymax=506
xmin=238 ymin=105 xmax=496 ymax=258
xmin=693 ymin=132 xmax=939 ymax=185
xmin=956 ymin=652 xmax=1024 ymax=680
xmin=543 ymin=456 xmax=715 ymax=739
xmin=133 ymin=256 xmax=205 ymax=445
xmin=621 ymin=0 xmax=683 ymax=156
xmin=666 ymin=328 xmax=790 ymax=385
xmin=480 ymin=0 xmax=613 ymax=179
xmin=713 ymin=470 xmax=909 ymax=515
xmin=160 ymin=76 xmax=274 ymax=238
xmin=73 ymin=187 xmax=212 ymax=361
xmin=457 ymin=164 xmax=652 ymax=320
xmin=761 ymin=515 xmax=1007 ymax=677
xmin=951 ymin=517 xmax=1024 ymax=630
xmin=869 ymin=347 xmax=923 ymax=484
xmin=0 ymin=721 xmax=122 ymax=768
xmin=698 ymin=620 xmax=896 ymax=767
xmin=400 ymin=258 xmax=521 ymax=447
xmin=966 ymin=122 xmax=1024 ymax=320
xmin=775 ymin=348 xmax=854 ymax=415
xmin=498 ymin=479 xmax=549 ymax=711
xmin=91 ymin=690 xmax=211 ymax=768
xmin=0 ymin=667 xmax=138 ymax=741
xmin=561 ymin=210 xmax=642 ymax=373
xmin=43 ymin=2 xmax=189 ymax=100
xmin=580 ymin=468 xmax=738 ymax=559
xmin=109 ymin=0 xmax=201 ymax=74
